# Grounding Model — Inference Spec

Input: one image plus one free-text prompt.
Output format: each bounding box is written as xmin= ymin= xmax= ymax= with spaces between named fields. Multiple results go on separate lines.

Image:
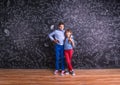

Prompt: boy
xmin=49 ymin=22 xmax=65 ymax=76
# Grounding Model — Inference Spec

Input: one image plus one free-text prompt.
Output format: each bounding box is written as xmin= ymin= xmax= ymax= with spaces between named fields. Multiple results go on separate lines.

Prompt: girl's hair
xmin=65 ymin=29 xmax=72 ymax=34
xmin=64 ymin=29 xmax=73 ymax=44
xmin=65 ymin=29 xmax=72 ymax=37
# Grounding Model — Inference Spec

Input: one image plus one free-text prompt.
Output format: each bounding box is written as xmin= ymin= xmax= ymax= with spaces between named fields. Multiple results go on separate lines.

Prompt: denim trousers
xmin=55 ymin=44 xmax=65 ymax=70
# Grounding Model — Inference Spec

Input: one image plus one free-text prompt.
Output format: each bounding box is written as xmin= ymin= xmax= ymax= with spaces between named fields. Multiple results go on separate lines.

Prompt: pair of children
xmin=49 ymin=22 xmax=75 ymax=76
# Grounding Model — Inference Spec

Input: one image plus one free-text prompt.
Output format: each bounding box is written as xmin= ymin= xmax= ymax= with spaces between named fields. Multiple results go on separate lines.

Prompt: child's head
xmin=65 ymin=29 xmax=72 ymax=38
xmin=58 ymin=22 xmax=64 ymax=30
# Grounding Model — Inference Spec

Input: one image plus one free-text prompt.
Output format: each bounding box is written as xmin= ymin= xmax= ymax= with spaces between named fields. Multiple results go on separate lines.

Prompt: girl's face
xmin=66 ymin=32 xmax=71 ymax=38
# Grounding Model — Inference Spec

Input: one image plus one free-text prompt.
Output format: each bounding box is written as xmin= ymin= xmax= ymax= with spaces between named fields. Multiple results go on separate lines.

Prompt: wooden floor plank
xmin=0 ymin=69 xmax=120 ymax=85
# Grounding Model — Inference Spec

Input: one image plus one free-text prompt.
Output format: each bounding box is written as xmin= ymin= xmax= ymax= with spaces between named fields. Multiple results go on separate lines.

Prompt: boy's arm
xmin=48 ymin=31 xmax=55 ymax=41
xmin=48 ymin=31 xmax=59 ymax=43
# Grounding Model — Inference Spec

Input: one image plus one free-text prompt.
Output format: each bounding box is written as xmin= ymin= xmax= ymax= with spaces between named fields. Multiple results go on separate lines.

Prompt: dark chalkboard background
xmin=0 ymin=0 xmax=120 ymax=69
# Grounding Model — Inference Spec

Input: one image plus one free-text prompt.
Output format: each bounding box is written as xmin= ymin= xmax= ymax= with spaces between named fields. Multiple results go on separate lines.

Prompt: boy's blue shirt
xmin=49 ymin=29 xmax=65 ymax=45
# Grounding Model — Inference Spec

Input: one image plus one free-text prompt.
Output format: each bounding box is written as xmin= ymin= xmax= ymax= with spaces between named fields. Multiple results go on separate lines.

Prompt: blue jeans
xmin=55 ymin=44 xmax=65 ymax=70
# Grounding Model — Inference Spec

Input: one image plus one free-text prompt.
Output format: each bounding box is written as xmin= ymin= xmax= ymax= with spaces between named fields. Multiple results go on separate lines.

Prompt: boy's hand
xmin=53 ymin=39 xmax=59 ymax=44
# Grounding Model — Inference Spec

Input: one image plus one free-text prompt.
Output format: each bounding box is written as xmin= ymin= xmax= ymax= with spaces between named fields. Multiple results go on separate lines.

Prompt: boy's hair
xmin=58 ymin=22 xmax=64 ymax=26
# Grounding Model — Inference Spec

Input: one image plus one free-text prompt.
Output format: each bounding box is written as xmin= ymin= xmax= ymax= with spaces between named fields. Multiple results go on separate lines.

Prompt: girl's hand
xmin=69 ymin=37 xmax=75 ymax=47
xmin=69 ymin=38 xmax=72 ymax=42
xmin=68 ymin=37 xmax=72 ymax=43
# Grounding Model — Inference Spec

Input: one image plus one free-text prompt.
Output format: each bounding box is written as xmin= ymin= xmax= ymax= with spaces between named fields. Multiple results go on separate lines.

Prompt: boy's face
xmin=59 ymin=24 xmax=64 ymax=30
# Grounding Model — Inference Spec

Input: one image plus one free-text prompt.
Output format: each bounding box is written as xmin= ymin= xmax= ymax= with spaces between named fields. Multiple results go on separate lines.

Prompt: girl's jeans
xmin=64 ymin=49 xmax=73 ymax=71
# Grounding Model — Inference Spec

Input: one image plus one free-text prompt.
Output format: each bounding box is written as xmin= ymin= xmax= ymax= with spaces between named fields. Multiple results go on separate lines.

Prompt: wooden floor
xmin=0 ymin=69 xmax=120 ymax=85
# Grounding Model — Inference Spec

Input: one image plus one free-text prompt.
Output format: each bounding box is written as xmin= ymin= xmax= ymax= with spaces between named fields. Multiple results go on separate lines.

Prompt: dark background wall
xmin=0 ymin=0 xmax=120 ymax=69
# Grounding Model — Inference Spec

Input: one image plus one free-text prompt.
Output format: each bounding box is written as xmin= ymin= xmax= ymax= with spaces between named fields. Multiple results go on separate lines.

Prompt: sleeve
xmin=71 ymin=35 xmax=74 ymax=41
xmin=71 ymin=35 xmax=75 ymax=47
xmin=48 ymin=30 xmax=55 ymax=41
xmin=71 ymin=38 xmax=74 ymax=43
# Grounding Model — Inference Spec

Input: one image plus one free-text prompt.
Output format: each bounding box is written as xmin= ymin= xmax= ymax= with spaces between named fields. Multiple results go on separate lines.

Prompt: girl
xmin=64 ymin=29 xmax=75 ymax=76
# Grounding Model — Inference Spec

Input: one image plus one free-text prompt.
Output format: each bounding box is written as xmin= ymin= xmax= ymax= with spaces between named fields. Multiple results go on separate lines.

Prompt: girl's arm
xmin=69 ymin=37 xmax=75 ymax=47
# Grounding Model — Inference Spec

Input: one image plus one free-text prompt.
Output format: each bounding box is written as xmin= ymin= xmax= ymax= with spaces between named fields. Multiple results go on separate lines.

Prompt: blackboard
xmin=0 ymin=0 xmax=120 ymax=69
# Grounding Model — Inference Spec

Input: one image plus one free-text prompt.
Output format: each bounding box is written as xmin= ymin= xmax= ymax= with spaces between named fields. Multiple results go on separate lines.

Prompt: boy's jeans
xmin=55 ymin=44 xmax=65 ymax=70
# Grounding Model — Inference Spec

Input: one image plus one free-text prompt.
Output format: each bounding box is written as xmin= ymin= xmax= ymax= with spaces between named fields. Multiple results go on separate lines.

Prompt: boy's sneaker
xmin=60 ymin=71 xmax=65 ymax=76
xmin=70 ymin=71 xmax=75 ymax=76
xmin=54 ymin=70 xmax=59 ymax=75
xmin=65 ymin=70 xmax=69 ymax=75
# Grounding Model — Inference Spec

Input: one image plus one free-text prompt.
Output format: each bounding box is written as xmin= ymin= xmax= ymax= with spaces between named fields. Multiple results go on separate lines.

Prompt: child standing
xmin=64 ymin=29 xmax=75 ymax=76
xmin=49 ymin=22 xmax=65 ymax=76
